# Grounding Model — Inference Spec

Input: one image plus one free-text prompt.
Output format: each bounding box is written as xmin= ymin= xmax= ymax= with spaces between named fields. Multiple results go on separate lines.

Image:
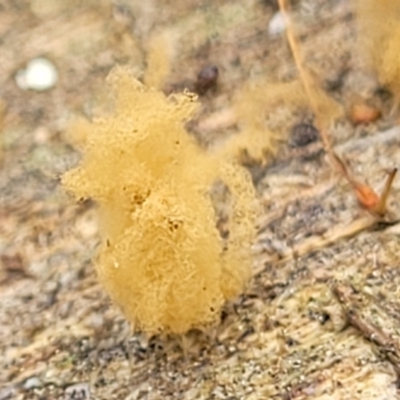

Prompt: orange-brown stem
xmin=373 ymin=168 xmax=397 ymax=216
xmin=278 ymin=0 xmax=397 ymax=217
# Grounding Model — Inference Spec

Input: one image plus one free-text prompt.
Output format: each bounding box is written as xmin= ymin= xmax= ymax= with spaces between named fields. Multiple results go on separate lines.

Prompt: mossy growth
xmin=62 ymin=66 xmax=258 ymax=334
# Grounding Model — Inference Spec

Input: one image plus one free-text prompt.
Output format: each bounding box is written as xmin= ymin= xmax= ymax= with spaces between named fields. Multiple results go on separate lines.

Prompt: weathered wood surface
xmin=1 ymin=0 xmax=400 ymax=399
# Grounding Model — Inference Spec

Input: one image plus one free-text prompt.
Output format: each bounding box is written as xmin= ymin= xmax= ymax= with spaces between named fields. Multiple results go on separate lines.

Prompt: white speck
xmin=114 ymin=261 xmax=120 ymax=269
xmin=16 ymin=57 xmax=58 ymax=91
xmin=23 ymin=377 xmax=42 ymax=390
xmin=268 ymin=11 xmax=286 ymax=36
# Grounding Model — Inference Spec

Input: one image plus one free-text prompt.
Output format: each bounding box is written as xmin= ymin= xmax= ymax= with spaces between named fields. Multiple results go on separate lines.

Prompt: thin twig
xmin=277 ymin=0 xmax=397 ymax=216
xmin=255 ymin=215 xmax=376 ymax=276
xmin=277 ymin=0 xmax=332 ymax=152
xmin=333 ymin=283 xmax=400 ymax=380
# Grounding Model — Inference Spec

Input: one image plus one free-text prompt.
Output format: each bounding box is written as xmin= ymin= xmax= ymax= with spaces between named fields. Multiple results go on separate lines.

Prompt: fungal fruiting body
xmin=62 ymin=66 xmax=257 ymax=334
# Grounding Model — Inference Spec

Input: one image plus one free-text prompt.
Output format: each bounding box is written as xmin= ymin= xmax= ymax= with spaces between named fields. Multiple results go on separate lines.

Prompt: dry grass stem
xmin=277 ymin=0 xmax=397 ymax=216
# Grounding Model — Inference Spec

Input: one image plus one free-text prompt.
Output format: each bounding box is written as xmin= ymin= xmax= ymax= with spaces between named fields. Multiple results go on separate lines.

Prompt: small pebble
xmin=16 ymin=57 xmax=58 ymax=91
xmin=268 ymin=11 xmax=286 ymax=36
xmin=23 ymin=377 xmax=42 ymax=390
xmin=289 ymin=122 xmax=319 ymax=147
xmin=0 ymin=386 xmax=15 ymax=400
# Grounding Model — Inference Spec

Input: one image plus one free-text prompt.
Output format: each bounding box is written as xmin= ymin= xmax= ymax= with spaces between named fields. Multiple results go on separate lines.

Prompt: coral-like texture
xmin=63 ymin=66 xmax=257 ymax=334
